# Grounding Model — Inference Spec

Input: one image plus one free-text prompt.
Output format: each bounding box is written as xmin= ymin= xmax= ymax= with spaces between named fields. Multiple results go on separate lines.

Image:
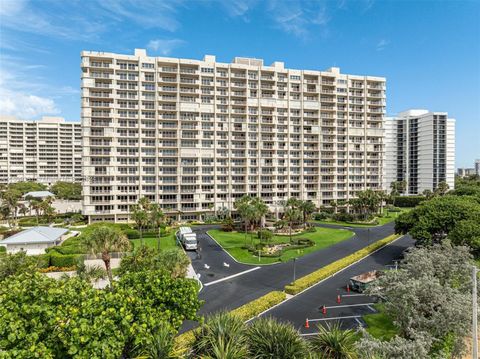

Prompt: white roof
xmin=23 ymin=191 xmax=55 ymax=198
xmin=179 ymin=227 xmax=193 ymax=234
xmin=1 ymin=226 xmax=68 ymax=245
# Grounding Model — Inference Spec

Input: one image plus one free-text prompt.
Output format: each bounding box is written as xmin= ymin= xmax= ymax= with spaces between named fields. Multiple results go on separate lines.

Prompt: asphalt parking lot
xmin=180 ymin=222 xmax=411 ymax=333
xmin=256 ymin=234 xmax=414 ymax=335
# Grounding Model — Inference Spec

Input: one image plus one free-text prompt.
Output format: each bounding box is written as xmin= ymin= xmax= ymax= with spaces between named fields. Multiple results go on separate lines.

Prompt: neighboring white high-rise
xmin=0 ymin=116 xmax=82 ymax=184
xmin=384 ymin=109 xmax=455 ymax=195
xmin=81 ymin=49 xmax=386 ymax=222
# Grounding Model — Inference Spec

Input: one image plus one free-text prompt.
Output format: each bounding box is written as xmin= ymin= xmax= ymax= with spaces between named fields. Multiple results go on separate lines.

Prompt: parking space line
xmin=324 ymin=302 xmax=375 ymax=309
xmin=308 ymin=315 xmax=362 ymax=322
xmin=342 ymin=293 xmax=367 ymax=297
xmin=203 ymin=266 xmax=261 ymax=286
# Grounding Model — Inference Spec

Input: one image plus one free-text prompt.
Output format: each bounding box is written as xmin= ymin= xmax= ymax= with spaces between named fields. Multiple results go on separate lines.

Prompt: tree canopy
xmin=50 ymin=182 xmax=82 ymax=200
xmin=0 ymin=270 xmax=200 ymax=358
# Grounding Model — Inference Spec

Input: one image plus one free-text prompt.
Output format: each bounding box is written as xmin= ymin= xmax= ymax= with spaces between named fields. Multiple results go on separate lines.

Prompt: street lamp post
xmin=293 ymin=258 xmax=297 ymax=283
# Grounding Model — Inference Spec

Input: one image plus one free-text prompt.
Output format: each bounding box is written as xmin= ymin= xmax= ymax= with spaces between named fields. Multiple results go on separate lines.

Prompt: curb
xmin=246 ymin=234 xmax=405 ymax=321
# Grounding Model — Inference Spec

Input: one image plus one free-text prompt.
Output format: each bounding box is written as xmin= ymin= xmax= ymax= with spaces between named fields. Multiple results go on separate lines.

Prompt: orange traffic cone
xmin=322 ymin=305 xmax=327 ymax=315
xmin=337 ymin=294 xmax=341 ymax=303
xmin=346 ymin=284 xmax=350 ymax=293
xmin=305 ymin=318 xmax=310 ymax=328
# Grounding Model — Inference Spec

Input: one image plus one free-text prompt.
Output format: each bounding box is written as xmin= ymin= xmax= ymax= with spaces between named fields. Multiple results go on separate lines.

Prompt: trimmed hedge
xmin=174 ymin=290 xmax=287 ymax=349
xmin=231 ymin=290 xmax=286 ymax=320
xmin=284 ymin=234 xmax=401 ymax=295
xmin=49 ymin=253 xmax=84 ymax=267
xmin=393 ymin=195 xmax=424 ymax=208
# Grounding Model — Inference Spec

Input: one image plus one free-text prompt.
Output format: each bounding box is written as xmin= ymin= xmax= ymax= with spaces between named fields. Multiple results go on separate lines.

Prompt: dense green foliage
xmin=247 ymin=317 xmax=309 ymax=358
xmin=118 ymin=246 xmax=189 ymax=279
xmin=0 ymin=251 xmax=43 ymax=280
xmin=392 ymin=195 xmax=425 ymax=208
xmin=310 ymin=323 xmax=358 ymax=359
xmin=7 ymin=181 xmax=47 ymax=195
xmin=395 ymin=194 xmax=480 ymax=248
xmin=363 ymin=243 xmax=473 ymax=358
xmin=0 ymin=270 xmax=200 ymax=358
xmin=50 ymin=181 xmax=82 ymax=200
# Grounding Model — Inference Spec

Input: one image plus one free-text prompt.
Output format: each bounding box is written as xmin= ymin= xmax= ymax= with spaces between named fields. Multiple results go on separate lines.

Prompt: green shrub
xmin=124 ymin=229 xmax=140 ymax=239
xmin=333 ymin=212 xmax=355 ymax=222
xmin=393 ymin=195 xmax=424 ymax=207
xmin=49 ymin=253 xmax=84 ymax=267
xmin=257 ymin=229 xmax=273 ymax=242
xmin=314 ymin=212 xmax=329 ymax=221
xmin=285 ymin=234 xmax=401 ymax=295
xmin=231 ymin=291 xmax=286 ymax=320
xmin=0 ymin=246 xmax=6 ymax=253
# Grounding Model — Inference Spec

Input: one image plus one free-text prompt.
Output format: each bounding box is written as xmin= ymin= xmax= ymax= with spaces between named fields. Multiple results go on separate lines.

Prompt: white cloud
xmin=147 ymin=39 xmax=186 ymax=55
xmin=0 ymin=88 xmax=59 ymax=119
xmin=266 ymin=0 xmax=331 ymax=39
xmin=376 ymin=39 xmax=390 ymax=51
xmin=221 ymin=0 xmax=257 ymax=17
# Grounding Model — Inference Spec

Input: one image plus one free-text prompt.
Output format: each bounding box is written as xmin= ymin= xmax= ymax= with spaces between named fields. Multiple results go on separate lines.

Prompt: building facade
xmin=0 ymin=116 xmax=82 ymax=184
xmin=81 ymin=49 xmax=386 ymax=222
xmin=384 ymin=109 xmax=455 ymax=195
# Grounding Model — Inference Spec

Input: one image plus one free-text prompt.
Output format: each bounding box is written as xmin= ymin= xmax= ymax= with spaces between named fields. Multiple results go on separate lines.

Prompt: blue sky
xmin=0 ymin=0 xmax=479 ymax=166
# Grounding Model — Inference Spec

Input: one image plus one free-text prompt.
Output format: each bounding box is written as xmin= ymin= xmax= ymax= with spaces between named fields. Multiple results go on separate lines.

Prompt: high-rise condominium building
xmin=475 ymin=159 xmax=480 ymax=176
xmin=81 ymin=49 xmax=386 ymax=222
xmin=384 ymin=109 xmax=455 ymax=195
xmin=0 ymin=116 xmax=82 ymax=184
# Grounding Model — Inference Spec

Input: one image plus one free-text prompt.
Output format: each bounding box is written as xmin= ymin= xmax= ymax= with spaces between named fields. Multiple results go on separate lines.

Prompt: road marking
xmin=342 ymin=293 xmax=367 ymax=297
xmin=324 ymin=302 xmax=375 ymax=310
xmin=308 ymin=315 xmax=362 ymax=322
xmin=367 ymin=305 xmax=375 ymax=312
xmin=203 ymin=267 xmax=261 ymax=286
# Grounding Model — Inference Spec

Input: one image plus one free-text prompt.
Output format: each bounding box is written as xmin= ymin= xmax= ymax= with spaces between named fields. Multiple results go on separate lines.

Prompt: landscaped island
xmin=208 ymin=226 xmax=354 ymax=265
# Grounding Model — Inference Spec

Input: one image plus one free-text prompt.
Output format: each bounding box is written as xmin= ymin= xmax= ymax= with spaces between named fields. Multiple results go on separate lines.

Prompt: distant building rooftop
xmin=1 ymin=226 xmax=68 ymax=245
xmin=23 ymin=191 xmax=55 ymax=199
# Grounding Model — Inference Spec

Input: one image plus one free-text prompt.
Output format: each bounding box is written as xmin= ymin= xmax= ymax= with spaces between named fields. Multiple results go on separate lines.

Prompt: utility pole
xmin=473 ymin=266 xmax=478 ymax=359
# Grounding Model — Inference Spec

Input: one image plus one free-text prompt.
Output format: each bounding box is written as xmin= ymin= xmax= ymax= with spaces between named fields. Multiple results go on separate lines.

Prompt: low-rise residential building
xmin=0 ymin=226 xmax=69 ymax=255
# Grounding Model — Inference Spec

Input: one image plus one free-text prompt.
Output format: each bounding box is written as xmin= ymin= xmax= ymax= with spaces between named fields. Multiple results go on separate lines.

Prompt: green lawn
xmin=131 ymin=232 xmax=178 ymax=251
xmin=362 ymin=304 xmax=399 ymax=340
xmin=313 ymin=208 xmax=413 ymax=228
xmin=207 ymin=227 xmax=354 ymax=265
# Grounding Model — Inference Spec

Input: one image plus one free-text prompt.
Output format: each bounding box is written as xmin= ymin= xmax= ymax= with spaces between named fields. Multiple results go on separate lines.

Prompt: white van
xmin=176 ymin=227 xmax=198 ymax=250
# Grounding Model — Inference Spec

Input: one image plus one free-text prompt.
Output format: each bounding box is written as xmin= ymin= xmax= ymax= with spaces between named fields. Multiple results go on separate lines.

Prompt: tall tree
xmin=85 ymin=226 xmax=131 ymax=286
xmin=434 ymin=181 xmax=449 ymax=196
xmin=131 ymin=197 xmax=152 ymax=247
xmin=299 ymin=200 xmax=316 ymax=227
xmin=234 ymin=195 xmax=255 ymax=247
xmin=283 ymin=202 xmax=302 ymax=243
xmin=150 ymin=203 xmax=165 ymax=251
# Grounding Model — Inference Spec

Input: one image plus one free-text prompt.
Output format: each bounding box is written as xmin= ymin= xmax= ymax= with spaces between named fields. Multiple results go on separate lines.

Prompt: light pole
xmin=473 ymin=266 xmax=478 ymax=359
xmin=293 ymin=257 xmax=297 ymax=283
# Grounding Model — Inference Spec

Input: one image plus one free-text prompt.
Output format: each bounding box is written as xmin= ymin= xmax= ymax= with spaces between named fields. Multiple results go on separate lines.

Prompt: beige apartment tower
xmin=0 ymin=116 xmax=82 ymax=184
xmin=81 ymin=49 xmax=386 ymax=222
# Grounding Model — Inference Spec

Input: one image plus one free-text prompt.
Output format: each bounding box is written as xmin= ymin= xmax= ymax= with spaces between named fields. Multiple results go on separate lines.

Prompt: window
xmin=201 ymin=67 xmax=214 ymax=73
xmin=142 ymin=63 xmax=154 ymax=69
xmin=290 ymin=75 xmax=301 ymax=80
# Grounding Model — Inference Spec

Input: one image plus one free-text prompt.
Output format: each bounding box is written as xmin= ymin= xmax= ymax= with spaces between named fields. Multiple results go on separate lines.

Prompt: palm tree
xmin=234 ymin=195 xmax=254 ymax=247
xmin=131 ymin=204 xmax=149 ymax=247
xmin=247 ymin=317 xmax=308 ymax=358
xmin=40 ymin=198 xmax=55 ymax=224
xmin=17 ymin=203 xmax=28 ymax=218
xmin=28 ymin=197 xmax=43 ymax=225
xmin=85 ymin=226 xmax=131 ymax=286
xmin=310 ymin=323 xmax=358 ymax=359
xmin=150 ymin=203 xmax=165 ymax=251
xmin=299 ymin=200 xmax=316 ymax=227
xmin=251 ymin=196 xmax=269 ymax=244
xmin=192 ymin=311 xmax=247 ymax=359
xmin=134 ymin=325 xmax=182 ymax=359
xmin=283 ymin=205 xmax=302 ymax=243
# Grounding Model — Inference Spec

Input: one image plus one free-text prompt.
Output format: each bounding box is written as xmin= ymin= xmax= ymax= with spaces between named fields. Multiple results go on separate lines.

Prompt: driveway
xmin=180 ymin=222 xmax=407 ymax=332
